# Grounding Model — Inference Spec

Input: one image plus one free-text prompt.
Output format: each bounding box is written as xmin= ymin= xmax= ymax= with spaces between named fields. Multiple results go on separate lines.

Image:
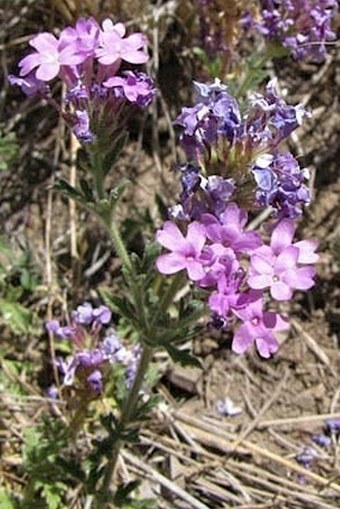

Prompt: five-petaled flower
xmin=156 ymin=221 xmax=206 ymax=281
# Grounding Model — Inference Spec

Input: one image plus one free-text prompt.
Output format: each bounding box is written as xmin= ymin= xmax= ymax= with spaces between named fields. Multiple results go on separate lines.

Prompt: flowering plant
xmin=9 ymin=10 xmax=322 ymax=507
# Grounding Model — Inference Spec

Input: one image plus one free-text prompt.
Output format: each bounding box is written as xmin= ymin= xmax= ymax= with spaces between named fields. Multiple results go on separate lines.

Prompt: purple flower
xmin=95 ymin=22 xmax=149 ymax=67
xmin=61 ymin=17 xmax=100 ymax=60
xmin=8 ymin=73 xmax=48 ymax=96
xmin=232 ymin=294 xmax=289 ymax=357
xmin=156 ymin=221 xmax=207 ymax=281
xmin=104 ymin=71 xmax=156 ymax=107
xmin=18 ymin=32 xmax=83 ymax=81
xmin=208 ymin=268 xmax=243 ymax=318
xmin=92 ymin=305 xmax=112 ymax=325
xmin=72 ymin=302 xmax=94 ymax=325
xmin=45 ymin=384 xmax=58 ymax=399
xmin=252 ymin=152 xmax=310 ymax=219
xmin=249 ymin=0 xmax=337 ymax=61
xmin=296 ymin=447 xmax=317 ymax=469
xmin=269 ymin=219 xmax=319 ymax=263
xmin=71 ymin=110 xmax=94 ymax=143
xmin=86 ymin=369 xmax=103 ymax=393
xmin=326 ymin=418 xmax=340 ymax=433
xmin=202 ymin=203 xmax=262 ymax=254
xmin=46 ymin=319 xmax=75 ymax=339
xmin=312 ymin=434 xmax=331 ymax=447
xmin=249 ymin=245 xmax=316 ymax=300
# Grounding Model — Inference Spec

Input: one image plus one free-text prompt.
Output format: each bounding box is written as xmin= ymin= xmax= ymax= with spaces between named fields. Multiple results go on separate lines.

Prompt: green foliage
xmin=192 ymin=47 xmax=222 ymax=78
xmin=0 ymin=132 xmax=18 ymax=172
xmin=22 ymin=419 xmax=84 ymax=508
xmin=0 ymin=489 xmax=20 ymax=509
xmin=114 ymin=481 xmax=157 ymax=508
xmin=0 ymin=236 xmax=38 ymax=334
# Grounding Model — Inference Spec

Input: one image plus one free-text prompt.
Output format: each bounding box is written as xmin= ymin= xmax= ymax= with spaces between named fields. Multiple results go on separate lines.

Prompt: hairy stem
xmin=99 ymin=344 xmax=154 ymax=500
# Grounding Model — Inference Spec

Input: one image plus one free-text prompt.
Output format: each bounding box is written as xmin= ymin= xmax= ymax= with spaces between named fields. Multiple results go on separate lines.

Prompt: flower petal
xmin=283 ymin=267 xmax=316 ymax=290
xmin=248 ymin=274 xmax=272 ymax=289
xmin=232 ymin=324 xmax=253 ymax=354
xmin=271 ymin=219 xmax=295 ymax=254
xmin=250 ymin=254 xmax=273 ymax=275
xmin=270 ymin=280 xmax=293 ymax=301
xmin=155 ymin=253 xmax=186 ymax=274
xmin=156 ymin=222 xmax=186 ymax=251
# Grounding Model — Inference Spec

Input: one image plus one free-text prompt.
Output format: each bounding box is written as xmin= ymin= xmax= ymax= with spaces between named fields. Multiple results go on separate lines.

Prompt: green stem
xmin=156 ymin=272 xmax=185 ymax=319
xmin=99 ymin=344 xmax=154 ymax=500
xmin=108 ymin=221 xmax=133 ymax=274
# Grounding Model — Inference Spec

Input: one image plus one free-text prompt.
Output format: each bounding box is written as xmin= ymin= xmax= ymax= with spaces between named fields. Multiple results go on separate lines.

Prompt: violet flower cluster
xmin=155 ymin=80 xmax=319 ymax=358
xmin=243 ymin=0 xmax=337 ymax=62
xmin=9 ymin=17 xmax=156 ymax=143
xmin=46 ymin=302 xmax=139 ymax=396
xmin=174 ymin=79 xmax=310 ymax=220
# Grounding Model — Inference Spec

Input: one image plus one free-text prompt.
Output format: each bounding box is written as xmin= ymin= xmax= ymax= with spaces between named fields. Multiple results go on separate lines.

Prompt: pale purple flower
xmin=95 ymin=24 xmax=149 ymax=66
xmin=249 ymin=245 xmax=316 ymax=300
xmin=216 ymin=397 xmax=242 ymax=416
xmin=208 ymin=268 xmax=243 ymax=317
xmin=269 ymin=219 xmax=319 ymax=263
xmin=87 ymin=369 xmax=103 ymax=393
xmin=156 ymin=221 xmax=207 ymax=281
xmin=18 ymin=32 xmax=83 ymax=81
xmin=92 ymin=305 xmax=112 ymax=325
xmin=202 ymin=203 xmax=262 ymax=254
xmin=46 ymin=319 xmax=75 ymax=339
xmin=61 ymin=17 xmax=100 ymax=59
xmin=295 ymin=447 xmax=317 ymax=469
xmin=232 ymin=294 xmax=289 ymax=357
xmin=72 ymin=302 xmax=94 ymax=325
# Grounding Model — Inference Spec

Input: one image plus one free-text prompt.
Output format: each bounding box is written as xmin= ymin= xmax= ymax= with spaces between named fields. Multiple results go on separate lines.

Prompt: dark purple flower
xmin=71 ymin=110 xmax=94 ymax=143
xmin=104 ymin=71 xmax=156 ymax=107
xmin=249 ymin=0 xmax=337 ymax=61
xmin=8 ymin=73 xmax=48 ymax=96
xmin=46 ymin=319 xmax=75 ymax=339
xmin=312 ymin=434 xmax=331 ymax=447
xmin=326 ymin=418 xmax=340 ymax=433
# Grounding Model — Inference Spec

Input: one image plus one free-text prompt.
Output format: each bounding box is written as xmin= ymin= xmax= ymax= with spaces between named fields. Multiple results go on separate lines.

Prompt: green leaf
xmin=53 ymin=179 xmax=86 ymax=203
xmin=114 ymin=481 xmax=141 ymax=505
xmin=165 ymin=344 xmax=202 ymax=368
xmin=79 ymin=178 xmax=94 ymax=203
xmin=0 ymin=490 xmax=18 ymax=509
xmin=40 ymin=482 xmax=66 ymax=509
xmin=102 ymin=131 xmax=128 ymax=177
xmin=0 ymin=300 xmax=31 ymax=333
xmin=108 ymin=179 xmax=129 ymax=209
xmin=0 ymin=132 xmax=18 ymax=172
xmin=76 ymin=147 xmax=91 ymax=172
